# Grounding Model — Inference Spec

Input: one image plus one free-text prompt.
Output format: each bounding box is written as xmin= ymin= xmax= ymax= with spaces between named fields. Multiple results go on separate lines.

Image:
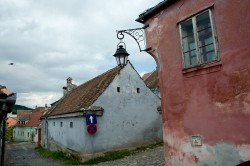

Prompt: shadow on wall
xmin=237 ymin=160 xmax=250 ymax=166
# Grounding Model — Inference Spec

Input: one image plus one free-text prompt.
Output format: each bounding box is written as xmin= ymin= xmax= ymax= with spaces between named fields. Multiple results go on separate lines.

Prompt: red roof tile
xmin=48 ymin=66 xmax=122 ymax=116
xmin=15 ymin=111 xmax=43 ymax=127
xmin=25 ymin=112 xmax=43 ymax=127
xmin=141 ymin=72 xmax=152 ymax=80
xmin=144 ymin=70 xmax=159 ymax=89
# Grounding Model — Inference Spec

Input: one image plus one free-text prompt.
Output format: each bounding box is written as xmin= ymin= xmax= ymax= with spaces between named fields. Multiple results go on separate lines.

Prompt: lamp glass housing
xmin=113 ymin=45 xmax=129 ymax=67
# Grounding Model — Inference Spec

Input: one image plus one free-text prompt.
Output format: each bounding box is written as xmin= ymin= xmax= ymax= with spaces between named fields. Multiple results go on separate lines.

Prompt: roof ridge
xmin=48 ymin=65 xmax=122 ymax=116
xmin=78 ymin=66 xmax=121 ymax=88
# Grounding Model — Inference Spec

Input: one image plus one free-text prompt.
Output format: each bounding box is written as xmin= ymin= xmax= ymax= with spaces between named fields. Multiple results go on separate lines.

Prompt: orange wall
xmin=7 ymin=117 xmax=17 ymax=128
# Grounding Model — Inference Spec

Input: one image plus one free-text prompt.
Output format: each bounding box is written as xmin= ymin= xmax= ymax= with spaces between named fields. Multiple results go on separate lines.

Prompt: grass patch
xmin=135 ymin=142 xmax=163 ymax=152
xmin=35 ymin=147 xmax=82 ymax=165
xmin=82 ymin=149 xmax=131 ymax=165
xmin=83 ymin=141 xmax=163 ymax=165
xmin=35 ymin=142 xmax=163 ymax=165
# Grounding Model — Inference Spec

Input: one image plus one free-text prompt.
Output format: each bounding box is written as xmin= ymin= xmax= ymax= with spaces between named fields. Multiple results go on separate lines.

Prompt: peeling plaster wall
xmin=143 ymin=0 xmax=250 ymax=165
xmin=45 ymin=63 xmax=162 ymax=155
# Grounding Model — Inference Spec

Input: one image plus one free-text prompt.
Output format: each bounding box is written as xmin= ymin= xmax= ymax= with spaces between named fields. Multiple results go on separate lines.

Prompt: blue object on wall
xmin=86 ymin=114 xmax=97 ymax=125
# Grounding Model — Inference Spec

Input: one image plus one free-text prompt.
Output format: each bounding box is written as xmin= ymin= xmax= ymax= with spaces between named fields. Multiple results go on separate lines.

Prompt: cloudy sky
xmin=0 ymin=0 xmax=161 ymax=108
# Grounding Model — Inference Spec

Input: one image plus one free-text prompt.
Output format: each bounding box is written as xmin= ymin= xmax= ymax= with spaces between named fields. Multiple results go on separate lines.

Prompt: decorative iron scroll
xmin=116 ymin=25 xmax=151 ymax=52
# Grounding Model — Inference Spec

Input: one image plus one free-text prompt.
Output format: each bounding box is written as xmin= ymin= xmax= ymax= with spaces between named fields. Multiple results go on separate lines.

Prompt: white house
xmin=41 ymin=61 xmax=162 ymax=158
xmin=14 ymin=107 xmax=47 ymax=144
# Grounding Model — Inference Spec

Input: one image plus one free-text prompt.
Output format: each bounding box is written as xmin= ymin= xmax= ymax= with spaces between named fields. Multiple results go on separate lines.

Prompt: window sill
xmin=182 ymin=61 xmax=222 ymax=77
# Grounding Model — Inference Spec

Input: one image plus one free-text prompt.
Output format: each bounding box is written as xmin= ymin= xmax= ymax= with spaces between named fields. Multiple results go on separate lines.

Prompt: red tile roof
xmin=144 ymin=70 xmax=159 ymax=89
xmin=48 ymin=66 xmax=122 ymax=116
xmin=15 ymin=107 xmax=47 ymax=127
xmin=25 ymin=112 xmax=43 ymax=127
xmin=17 ymin=110 xmax=32 ymax=121
xmin=141 ymin=72 xmax=152 ymax=80
xmin=15 ymin=111 xmax=43 ymax=127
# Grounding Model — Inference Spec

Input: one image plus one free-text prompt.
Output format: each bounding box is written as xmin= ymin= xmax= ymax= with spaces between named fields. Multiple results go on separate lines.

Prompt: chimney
xmin=63 ymin=87 xmax=67 ymax=96
xmin=67 ymin=77 xmax=72 ymax=86
xmin=63 ymin=77 xmax=76 ymax=96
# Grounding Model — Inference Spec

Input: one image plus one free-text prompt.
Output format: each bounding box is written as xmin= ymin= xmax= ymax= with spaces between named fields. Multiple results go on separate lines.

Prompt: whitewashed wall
xmin=14 ymin=127 xmax=37 ymax=142
xmin=46 ymin=63 xmax=162 ymax=153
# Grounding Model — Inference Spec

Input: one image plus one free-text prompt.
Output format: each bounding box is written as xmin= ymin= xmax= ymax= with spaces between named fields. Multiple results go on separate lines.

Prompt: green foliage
xmin=11 ymin=104 xmax=32 ymax=114
xmin=35 ymin=147 xmax=82 ymax=165
xmin=135 ymin=142 xmax=163 ymax=152
xmin=82 ymin=142 xmax=163 ymax=165
xmin=35 ymin=141 xmax=163 ymax=165
xmin=82 ymin=149 xmax=131 ymax=165
xmin=6 ymin=127 xmax=13 ymax=142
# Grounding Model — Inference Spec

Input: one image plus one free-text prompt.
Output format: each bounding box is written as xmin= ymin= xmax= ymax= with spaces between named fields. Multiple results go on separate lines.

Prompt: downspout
xmin=0 ymin=115 xmax=6 ymax=166
xmin=45 ymin=117 xmax=48 ymax=149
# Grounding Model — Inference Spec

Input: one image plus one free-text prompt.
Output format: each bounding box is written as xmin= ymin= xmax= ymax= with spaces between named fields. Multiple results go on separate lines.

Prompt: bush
xmin=6 ymin=127 xmax=13 ymax=142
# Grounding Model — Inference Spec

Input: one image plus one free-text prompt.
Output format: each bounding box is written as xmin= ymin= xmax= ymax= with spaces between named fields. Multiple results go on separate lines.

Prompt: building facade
xmin=42 ymin=62 xmax=162 ymax=159
xmin=136 ymin=0 xmax=250 ymax=165
xmin=14 ymin=109 xmax=45 ymax=143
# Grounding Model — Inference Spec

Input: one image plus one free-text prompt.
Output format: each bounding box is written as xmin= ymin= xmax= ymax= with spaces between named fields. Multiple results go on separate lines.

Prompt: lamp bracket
xmin=116 ymin=25 xmax=151 ymax=52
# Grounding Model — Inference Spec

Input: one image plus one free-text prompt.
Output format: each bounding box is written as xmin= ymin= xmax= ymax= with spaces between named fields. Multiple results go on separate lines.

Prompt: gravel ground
xmin=90 ymin=146 xmax=165 ymax=166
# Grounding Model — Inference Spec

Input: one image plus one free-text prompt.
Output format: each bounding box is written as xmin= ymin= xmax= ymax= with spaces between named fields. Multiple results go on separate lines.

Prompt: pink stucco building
xmin=136 ymin=0 xmax=250 ymax=165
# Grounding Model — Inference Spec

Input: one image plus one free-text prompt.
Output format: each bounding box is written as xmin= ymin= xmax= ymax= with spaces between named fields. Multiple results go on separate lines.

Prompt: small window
xmin=70 ymin=122 xmax=73 ymax=128
xmin=53 ymin=122 xmax=55 ymax=126
xmin=60 ymin=122 xmax=63 ymax=127
xmin=137 ymin=88 xmax=140 ymax=93
xmin=28 ymin=132 xmax=29 ymax=137
xmin=117 ymin=87 xmax=120 ymax=93
xmin=179 ymin=9 xmax=218 ymax=68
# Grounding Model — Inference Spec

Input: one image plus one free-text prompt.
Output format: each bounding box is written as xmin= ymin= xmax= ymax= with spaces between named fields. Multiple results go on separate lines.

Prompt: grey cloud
xmin=0 ymin=0 xmax=161 ymax=108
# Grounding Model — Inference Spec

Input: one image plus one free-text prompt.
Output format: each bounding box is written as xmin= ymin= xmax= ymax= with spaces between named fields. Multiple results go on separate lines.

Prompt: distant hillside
xmin=12 ymin=105 xmax=33 ymax=115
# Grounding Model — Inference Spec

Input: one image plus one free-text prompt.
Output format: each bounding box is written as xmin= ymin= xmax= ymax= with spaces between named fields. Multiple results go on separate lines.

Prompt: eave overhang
xmin=135 ymin=0 xmax=177 ymax=23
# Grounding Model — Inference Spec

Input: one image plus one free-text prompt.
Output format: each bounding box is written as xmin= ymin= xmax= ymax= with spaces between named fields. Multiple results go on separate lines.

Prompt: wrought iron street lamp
xmin=116 ymin=25 xmax=151 ymax=52
xmin=113 ymin=42 xmax=130 ymax=67
xmin=113 ymin=25 xmax=151 ymax=67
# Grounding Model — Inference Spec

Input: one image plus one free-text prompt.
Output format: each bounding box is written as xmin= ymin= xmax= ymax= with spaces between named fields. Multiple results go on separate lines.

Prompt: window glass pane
xmin=181 ymin=20 xmax=194 ymax=38
xmin=196 ymin=11 xmax=211 ymax=31
xmin=198 ymin=28 xmax=213 ymax=46
xmin=184 ymin=50 xmax=197 ymax=68
xmin=182 ymin=36 xmax=195 ymax=52
xmin=200 ymin=44 xmax=216 ymax=63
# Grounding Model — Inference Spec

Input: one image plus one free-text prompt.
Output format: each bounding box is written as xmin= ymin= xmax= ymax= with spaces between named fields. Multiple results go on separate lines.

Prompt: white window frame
xmin=179 ymin=9 xmax=218 ymax=69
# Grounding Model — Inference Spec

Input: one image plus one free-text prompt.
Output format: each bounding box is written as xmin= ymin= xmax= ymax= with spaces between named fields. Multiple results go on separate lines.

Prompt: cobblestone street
xmin=5 ymin=142 xmax=63 ymax=166
xmin=5 ymin=142 xmax=165 ymax=166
